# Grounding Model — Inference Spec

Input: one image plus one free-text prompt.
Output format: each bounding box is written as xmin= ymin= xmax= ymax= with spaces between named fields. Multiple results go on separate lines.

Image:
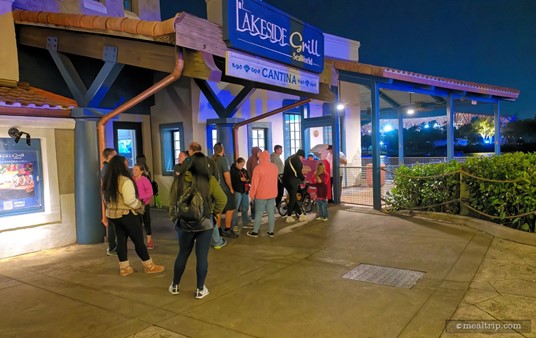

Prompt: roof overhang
xmin=13 ymin=9 xmax=519 ymax=106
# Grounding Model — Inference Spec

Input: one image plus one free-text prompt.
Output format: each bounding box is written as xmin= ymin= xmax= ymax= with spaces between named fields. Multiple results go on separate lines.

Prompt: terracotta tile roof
xmin=0 ymin=83 xmax=77 ymax=110
xmin=13 ymin=9 xmax=175 ymax=38
xmin=328 ymin=60 xmax=520 ymax=100
xmin=13 ymin=9 xmax=519 ymax=101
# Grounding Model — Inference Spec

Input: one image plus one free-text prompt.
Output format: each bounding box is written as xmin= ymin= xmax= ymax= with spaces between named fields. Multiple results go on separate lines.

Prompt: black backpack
xmin=176 ymin=177 xmax=210 ymax=231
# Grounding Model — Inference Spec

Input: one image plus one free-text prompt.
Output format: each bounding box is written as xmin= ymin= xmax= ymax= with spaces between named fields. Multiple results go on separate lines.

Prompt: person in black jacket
xmin=282 ymin=149 xmax=307 ymax=223
xmin=230 ymin=157 xmax=250 ymax=231
xmin=168 ymin=152 xmax=227 ymax=298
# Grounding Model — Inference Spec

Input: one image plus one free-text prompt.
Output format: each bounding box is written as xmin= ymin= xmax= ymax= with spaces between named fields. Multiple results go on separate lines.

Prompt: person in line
xmin=270 ymin=145 xmax=285 ymax=207
xmin=247 ymin=150 xmax=279 ymax=238
xmin=136 ymin=154 xmax=160 ymax=207
xmin=173 ymin=151 xmax=190 ymax=177
xmin=182 ymin=142 xmax=227 ymax=250
xmin=230 ymin=157 xmax=250 ymax=232
xmin=101 ymin=147 xmax=117 ymax=256
xmin=246 ymin=147 xmax=262 ymax=219
xmin=213 ymin=143 xmax=237 ymax=238
xmin=132 ymin=163 xmax=155 ymax=249
xmin=282 ymin=149 xmax=307 ymax=223
xmin=168 ymin=152 xmax=227 ymax=298
xmin=325 ymin=145 xmax=347 ymax=203
xmin=307 ymin=153 xmax=319 ymax=161
xmin=102 ymin=155 xmax=165 ymax=276
xmin=310 ymin=162 xmax=329 ymax=221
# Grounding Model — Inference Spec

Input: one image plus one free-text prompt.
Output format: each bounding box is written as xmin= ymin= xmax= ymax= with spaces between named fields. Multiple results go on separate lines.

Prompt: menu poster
xmin=0 ymin=150 xmax=43 ymax=216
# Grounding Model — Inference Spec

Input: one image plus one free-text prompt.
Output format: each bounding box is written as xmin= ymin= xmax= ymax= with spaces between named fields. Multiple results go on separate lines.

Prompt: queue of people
xmin=100 ymin=141 xmax=338 ymax=299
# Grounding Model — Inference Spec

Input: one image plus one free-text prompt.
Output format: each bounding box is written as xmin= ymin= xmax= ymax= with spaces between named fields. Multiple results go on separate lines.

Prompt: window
xmin=160 ymin=123 xmax=184 ymax=176
xmin=123 ymin=0 xmax=132 ymax=11
xmin=173 ymin=130 xmax=181 ymax=165
xmin=323 ymin=126 xmax=332 ymax=145
xmin=248 ymin=122 xmax=272 ymax=153
xmin=251 ymin=128 xmax=265 ymax=150
xmin=284 ymin=113 xmax=302 ymax=155
xmin=113 ymin=122 xmax=142 ymax=168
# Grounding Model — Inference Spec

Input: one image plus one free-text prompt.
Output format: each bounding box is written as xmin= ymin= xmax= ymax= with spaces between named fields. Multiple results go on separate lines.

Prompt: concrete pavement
xmin=0 ymin=205 xmax=534 ymax=337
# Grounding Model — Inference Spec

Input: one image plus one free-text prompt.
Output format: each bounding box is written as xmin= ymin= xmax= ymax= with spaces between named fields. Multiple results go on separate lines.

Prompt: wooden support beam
xmin=18 ymin=26 xmax=177 ymax=73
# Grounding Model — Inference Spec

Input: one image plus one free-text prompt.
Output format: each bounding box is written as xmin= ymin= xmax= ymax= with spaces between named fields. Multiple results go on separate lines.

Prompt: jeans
xmin=110 ymin=211 xmax=150 ymax=262
xmin=107 ymin=219 xmax=117 ymax=251
xmin=317 ymin=199 xmax=328 ymax=218
xmin=232 ymin=191 xmax=250 ymax=228
xmin=211 ymin=216 xmax=225 ymax=247
xmin=173 ymin=228 xmax=212 ymax=289
xmin=253 ymin=198 xmax=276 ymax=233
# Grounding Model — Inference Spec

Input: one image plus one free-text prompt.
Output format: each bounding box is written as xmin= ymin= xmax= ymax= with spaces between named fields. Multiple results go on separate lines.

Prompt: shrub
xmin=462 ymin=152 xmax=536 ymax=232
xmin=385 ymin=161 xmax=461 ymax=213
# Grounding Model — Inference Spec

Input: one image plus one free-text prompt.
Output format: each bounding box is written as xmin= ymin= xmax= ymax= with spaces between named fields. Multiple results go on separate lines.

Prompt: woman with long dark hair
xmin=102 ymin=155 xmax=165 ymax=276
xmin=169 ymin=152 xmax=227 ymax=298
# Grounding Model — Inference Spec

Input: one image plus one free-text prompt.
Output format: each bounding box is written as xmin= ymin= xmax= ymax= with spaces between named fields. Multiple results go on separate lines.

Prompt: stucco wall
xmin=150 ymin=77 xmax=194 ymax=207
xmin=0 ymin=0 xmax=19 ymax=84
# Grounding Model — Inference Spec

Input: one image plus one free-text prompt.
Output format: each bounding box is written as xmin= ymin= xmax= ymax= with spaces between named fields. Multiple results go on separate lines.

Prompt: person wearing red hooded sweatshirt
xmin=247 ymin=150 xmax=279 ymax=238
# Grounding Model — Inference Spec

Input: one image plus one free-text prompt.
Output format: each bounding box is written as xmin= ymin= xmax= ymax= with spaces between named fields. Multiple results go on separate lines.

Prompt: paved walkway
xmin=0 ymin=206 xmax=534 ymax=337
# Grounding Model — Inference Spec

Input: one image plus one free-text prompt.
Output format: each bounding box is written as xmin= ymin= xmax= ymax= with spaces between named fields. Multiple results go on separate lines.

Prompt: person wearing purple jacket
xmin=133 ymin=164 xmax=155 ymax=249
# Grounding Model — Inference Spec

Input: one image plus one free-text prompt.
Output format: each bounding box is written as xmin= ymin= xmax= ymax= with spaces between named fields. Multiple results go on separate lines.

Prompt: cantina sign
xmin=223 ymin=0 xmax=324 ymax=74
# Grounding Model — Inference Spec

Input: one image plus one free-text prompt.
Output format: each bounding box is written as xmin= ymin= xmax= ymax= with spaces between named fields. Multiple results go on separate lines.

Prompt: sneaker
xmin=243 ymin=222 xmax=254 ymax=229
xmin=298 ymin=214 xmax=308 ymax=222
xmin=267 ymin=232 xmax=274 ymax=237
xmin=221 ymin=228 xmax=238 ymax=238
xmin=315 ymin=217 xmax=323 ymax=221
xmin=146 ymin=241 xmax=155 ymax=250
xmin=106 ymin=248 xmax=117 ymax=256
xmin=322 ymin=217 xmax=328 ymax=221
xmin=233 ymin=226 xmax=239 ymax=233
xmin=195 ymin=285 xmax=209 ymax=299
xmin=247 ymin=231 xmax=258 ymax=238
xmin=168 ymin=283 xmax=180 ymax=295
xmin=213 ymin=238 xmax=227 ymax=250
xmin=286 ymin=216 xmax=296 ymax=223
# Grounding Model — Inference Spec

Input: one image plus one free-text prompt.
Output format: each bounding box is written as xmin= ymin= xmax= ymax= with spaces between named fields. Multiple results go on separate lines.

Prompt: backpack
xmin=176 ymin=177 xmax=210 ymax=231
xmin=151 ymin=180 xmax=159 ymax=195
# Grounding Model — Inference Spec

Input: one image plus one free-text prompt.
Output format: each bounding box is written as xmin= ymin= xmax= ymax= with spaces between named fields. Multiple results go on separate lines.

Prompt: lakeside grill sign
xmin=222 ymin=0 xmax=324 ymax=74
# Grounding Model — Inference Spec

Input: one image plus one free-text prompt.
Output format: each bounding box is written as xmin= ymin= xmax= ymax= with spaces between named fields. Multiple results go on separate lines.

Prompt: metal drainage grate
xmin=343 ymin=264 xmax=425 ymax=289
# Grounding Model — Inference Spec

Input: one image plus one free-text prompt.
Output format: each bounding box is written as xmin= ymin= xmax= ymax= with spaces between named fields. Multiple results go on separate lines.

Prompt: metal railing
xmin=340 ymin=157 xmax=471 ymax=206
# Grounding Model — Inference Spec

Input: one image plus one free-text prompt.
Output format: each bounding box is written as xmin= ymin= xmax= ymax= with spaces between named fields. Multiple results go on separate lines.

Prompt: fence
xmin=340 ymin=157 xmax=470 ymax=206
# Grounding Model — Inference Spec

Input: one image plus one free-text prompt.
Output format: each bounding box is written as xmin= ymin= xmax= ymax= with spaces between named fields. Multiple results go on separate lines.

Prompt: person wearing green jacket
xmin=168 ymin=152 xmax=227 ymax=299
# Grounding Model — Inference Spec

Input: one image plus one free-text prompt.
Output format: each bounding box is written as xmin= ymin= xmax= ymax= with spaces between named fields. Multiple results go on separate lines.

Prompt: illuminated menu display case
xmin=0 ymin=138 xmax=44 ymax=217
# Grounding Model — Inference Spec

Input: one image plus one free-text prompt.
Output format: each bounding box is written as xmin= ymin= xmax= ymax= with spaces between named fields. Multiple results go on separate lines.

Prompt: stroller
xmin=277 ymin=182 xmax=315 ymax=216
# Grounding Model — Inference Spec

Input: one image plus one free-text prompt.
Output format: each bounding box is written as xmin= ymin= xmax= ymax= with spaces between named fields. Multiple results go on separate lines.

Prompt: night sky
xmin=162 ymin=1 xmax=536 ymax=119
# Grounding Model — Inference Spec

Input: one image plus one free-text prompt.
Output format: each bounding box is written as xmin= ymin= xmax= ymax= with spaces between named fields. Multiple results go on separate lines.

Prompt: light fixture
xmin=406 ymin=93 xmax=415 ymax=115
xmin=8 ymin=127 xmax=31 ymax=146
xmin=336 ymin=103 xmax=345 ymax=111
